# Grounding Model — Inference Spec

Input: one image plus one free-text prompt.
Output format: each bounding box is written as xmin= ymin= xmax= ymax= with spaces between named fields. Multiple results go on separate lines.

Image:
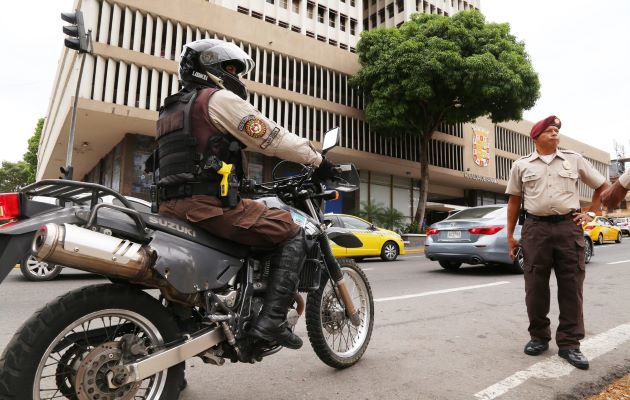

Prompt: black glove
xmin=313 ymin=157 xmax=336 ymax=181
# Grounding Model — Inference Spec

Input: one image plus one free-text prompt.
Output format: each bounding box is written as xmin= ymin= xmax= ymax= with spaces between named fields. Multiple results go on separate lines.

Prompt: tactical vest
xmin=155 ymin=87 xmax=244 ymax=200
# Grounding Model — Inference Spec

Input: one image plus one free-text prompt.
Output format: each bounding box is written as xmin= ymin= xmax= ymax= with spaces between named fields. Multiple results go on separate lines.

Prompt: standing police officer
xmin=506 ymin=116 xmax=608 ymax=370
xmin=152 ymin=39 xmax=335 ymax=350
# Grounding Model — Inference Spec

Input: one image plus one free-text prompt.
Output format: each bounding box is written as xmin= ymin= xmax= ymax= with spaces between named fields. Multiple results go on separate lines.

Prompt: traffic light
xmin=61 ymin=11 xmax=89 ymax=53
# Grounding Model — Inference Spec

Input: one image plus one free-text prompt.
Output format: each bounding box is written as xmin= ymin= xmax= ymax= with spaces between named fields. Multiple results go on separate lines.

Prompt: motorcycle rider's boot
xmin=249 ymin=231 xmax=306 ymax=350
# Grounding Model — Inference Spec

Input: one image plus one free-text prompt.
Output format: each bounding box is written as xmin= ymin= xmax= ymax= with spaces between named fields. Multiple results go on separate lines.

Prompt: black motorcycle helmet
xmin=178 ymin=39 xmax=254 ymax=100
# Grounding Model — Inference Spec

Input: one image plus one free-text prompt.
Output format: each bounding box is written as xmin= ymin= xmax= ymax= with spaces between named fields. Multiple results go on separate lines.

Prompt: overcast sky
xmin=1 ymin=0 xmax=628 ymax=165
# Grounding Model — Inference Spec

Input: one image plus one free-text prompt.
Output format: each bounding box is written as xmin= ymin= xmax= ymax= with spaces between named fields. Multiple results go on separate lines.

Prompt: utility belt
xmin=525 ymin=212 xmax=574 ymax=223
xmin=159 ymin=182 xmax=221 ymax=200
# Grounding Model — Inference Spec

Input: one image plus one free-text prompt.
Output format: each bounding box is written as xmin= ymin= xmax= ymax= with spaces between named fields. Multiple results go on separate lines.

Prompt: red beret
xmin=530 ymin=115 xmax=561 ymax=139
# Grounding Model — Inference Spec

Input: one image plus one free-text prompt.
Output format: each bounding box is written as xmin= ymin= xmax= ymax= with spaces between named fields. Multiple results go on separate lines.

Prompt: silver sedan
xmin=424 ymin=205 xmax=593 ymax=274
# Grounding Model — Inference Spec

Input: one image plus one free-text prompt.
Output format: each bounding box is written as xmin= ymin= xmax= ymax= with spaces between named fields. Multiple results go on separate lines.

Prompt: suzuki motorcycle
xmin=0 ymin=128 xmax=374 ymax=399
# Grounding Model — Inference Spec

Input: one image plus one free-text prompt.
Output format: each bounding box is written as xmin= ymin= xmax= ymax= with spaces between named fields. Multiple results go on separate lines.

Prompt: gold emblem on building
xmin=472 ymin=127 xmax=490 ymax=167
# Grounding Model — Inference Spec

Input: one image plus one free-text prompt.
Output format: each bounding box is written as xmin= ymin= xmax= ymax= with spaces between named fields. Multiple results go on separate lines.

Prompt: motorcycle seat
xmin=142 ymin=213 xmax=250 ymax=258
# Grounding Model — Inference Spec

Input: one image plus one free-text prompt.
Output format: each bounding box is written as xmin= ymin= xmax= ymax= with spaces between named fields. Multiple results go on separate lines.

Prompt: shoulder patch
xmin=559 ymin=149 xmax=579 ymax=155
xmin=238 ymin=115 xmax=268 ymax=138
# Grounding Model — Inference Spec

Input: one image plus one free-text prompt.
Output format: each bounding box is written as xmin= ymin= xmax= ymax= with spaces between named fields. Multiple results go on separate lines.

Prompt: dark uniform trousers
xmin=159 ymin=195 xmax=300 ymax=248
xmin=521 ymin=217 xmax=586 ymax=350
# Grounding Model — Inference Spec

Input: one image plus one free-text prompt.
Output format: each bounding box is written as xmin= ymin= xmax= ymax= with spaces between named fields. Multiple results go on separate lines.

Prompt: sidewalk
xmin=404 ymin=246 xmax=424 ymax=255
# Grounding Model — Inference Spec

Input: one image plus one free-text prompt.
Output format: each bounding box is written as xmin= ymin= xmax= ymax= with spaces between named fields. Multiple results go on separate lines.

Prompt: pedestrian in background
xmin=601 ymin=169 xmax=630 ymax=209
xmin=505 ymin=115 xmax=609 ymax=370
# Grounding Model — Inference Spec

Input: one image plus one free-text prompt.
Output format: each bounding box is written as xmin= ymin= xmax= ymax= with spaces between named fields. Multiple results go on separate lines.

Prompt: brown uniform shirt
xmin=208 ymin=90 xmax=322 ymax=166
xmin=506 ymin=149 xmax=606 ymax=216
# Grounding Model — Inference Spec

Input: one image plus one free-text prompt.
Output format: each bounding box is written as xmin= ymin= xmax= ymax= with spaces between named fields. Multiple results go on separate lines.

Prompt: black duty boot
xmin=249 ymin=231 xmax=306 ymax=350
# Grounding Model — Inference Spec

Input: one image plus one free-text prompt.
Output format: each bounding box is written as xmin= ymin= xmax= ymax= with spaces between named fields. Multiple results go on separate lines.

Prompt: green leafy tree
xmin=381 ymin=206 xmax=405 ymax=231
xmin=23 ymin=118 xmax=44 ymax=183
xmin=351 ymin=10 xmax=540 ymax=225
xmin=357 ymin=200 xmax=385 ymax=223
xmin=358 ymin=200 xmax=405 ymax=230
xmin=0 ymin=161 xmax=31 ymax=193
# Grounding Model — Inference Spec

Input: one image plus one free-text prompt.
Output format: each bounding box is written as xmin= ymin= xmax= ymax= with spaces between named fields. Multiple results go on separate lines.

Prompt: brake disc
xmin=74 ymin=342 xmax=140 ymax=400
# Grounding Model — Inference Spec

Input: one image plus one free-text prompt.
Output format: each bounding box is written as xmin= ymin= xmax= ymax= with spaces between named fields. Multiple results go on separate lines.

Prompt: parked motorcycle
xmin=0 ymin=128 xmax=374 ymax=399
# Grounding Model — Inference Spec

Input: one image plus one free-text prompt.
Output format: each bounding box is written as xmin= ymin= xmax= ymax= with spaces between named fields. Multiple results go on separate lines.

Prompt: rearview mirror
xmin=322 ymin=128 xmax=340 ymax=155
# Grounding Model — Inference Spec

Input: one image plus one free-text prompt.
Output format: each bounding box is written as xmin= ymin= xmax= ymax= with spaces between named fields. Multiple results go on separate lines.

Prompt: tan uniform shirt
xmin=618 ymin=169 xmax=630 ymax=189
xmin=207 ymin=90 xmax=322 ymax=166
xmin=506 ymin=149 xmax=606 ymax=216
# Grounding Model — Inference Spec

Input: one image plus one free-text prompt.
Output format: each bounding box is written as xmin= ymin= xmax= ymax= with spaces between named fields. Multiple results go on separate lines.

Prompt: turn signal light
xmin=426 ymin=228 xmax=439 ymax=236
xmin=0 ymin=193 xmax=20 ymax=220
xmin=468 ymin=225 xmax=504 ymax=235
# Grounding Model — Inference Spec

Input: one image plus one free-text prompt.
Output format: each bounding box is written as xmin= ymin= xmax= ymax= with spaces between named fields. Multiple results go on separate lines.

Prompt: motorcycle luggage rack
xmin=20 ymin=179 xmax=149 ymax=237
xmin=20 ymin=179 xmax=133 ymax=209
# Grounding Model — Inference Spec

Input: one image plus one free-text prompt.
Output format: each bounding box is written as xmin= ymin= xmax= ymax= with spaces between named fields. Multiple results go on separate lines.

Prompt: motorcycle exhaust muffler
xmin=32 ymin=223 xmax=153 ymax=281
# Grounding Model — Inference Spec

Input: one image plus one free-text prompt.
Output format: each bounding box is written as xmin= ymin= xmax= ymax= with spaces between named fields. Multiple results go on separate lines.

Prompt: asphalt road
xmin=1 ymin=241 xmax=629 ymax=400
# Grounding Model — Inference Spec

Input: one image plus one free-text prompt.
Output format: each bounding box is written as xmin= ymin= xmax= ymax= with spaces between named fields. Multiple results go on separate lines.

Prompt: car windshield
xmin=447 ymin=206 xmax=504 ymax=220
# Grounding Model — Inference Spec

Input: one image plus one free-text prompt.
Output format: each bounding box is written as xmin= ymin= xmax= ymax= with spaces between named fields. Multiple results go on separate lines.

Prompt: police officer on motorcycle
xmin=152 ymin=39 xmax=335 ymax=350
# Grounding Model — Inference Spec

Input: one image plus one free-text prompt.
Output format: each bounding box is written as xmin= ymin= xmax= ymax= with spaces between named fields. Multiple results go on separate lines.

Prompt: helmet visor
xmin=185 ymin=39 xmax=254 ymax=77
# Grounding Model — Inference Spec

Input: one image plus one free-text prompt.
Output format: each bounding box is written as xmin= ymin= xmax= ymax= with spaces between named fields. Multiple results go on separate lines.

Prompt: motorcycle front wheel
xmin=0 ymin=284 xmax=185 ymax=400
xmin=306 ymin=258 xmax=374 ymax=369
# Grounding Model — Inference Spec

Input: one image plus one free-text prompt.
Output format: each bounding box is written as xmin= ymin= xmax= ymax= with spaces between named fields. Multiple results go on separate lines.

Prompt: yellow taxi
xmin=583 ymin=216 xmax=623 ymax=245
xmin=325 ymin=214 xmax=406 ymax=261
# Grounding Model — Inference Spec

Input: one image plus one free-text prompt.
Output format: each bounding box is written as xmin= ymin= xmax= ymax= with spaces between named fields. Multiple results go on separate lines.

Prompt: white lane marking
xmin=374 ymin=281 xmax=510 ymax=303
xmin=607 ymin=259 xmax=630 ymax=265
xmin=361 ymin=268 xmax=374 ymax=271
xmin=474 ymin=323 xmax=630 ymax=400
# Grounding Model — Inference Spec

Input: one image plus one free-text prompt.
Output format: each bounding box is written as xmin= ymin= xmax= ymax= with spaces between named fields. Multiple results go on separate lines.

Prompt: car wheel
xmin=380 ymin=241 xmax=399 ymax=261
xmin=615 ymin=232 xmax=622 ymax=243
xmin=438 ymin=261 xmax=461 ymax=270
xmin=20 ymin=255 xmax=63 ymax=281
xmin=596 ymin=233 xmax=604 ymax=245
xmin=584 ymin=239 xmax=593 ymax=264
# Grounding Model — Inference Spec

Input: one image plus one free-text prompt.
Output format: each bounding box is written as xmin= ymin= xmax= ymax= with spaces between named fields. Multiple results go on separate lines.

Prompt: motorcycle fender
xmin=0 ymin=208 xmax=82 ymax=284
xmin=327 ymin=230 xmax=363 ymax=248
xmin=150 ymin=231 xmax=244 ymax=294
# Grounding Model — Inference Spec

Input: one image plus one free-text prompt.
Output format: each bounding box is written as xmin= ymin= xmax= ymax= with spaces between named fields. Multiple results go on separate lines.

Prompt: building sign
xmin=463 ymin=172 xmax=498 ymax=184
xmin=472 ymin=126 xmax=490 ymax=167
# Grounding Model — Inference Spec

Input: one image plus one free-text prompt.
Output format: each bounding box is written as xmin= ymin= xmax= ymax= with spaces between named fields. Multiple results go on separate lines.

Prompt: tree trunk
xmin=414 ymin=133 xmax=431 ymax=231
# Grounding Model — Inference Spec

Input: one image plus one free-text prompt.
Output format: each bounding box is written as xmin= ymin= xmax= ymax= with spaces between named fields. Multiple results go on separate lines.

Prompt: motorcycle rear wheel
xmin=0 ymin=283 xmax=185 ymax=400
xmin=306 ymin=258 xmax=374 ymax=369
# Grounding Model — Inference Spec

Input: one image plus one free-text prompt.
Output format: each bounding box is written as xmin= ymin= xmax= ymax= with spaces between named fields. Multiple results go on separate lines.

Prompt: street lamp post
xmin=61 ymin=10 xmax=92 ymax=180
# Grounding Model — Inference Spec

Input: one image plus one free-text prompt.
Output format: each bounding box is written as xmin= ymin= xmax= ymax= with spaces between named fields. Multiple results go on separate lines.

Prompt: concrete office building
xmin=39 ymin=0 xmax=608 ymax=226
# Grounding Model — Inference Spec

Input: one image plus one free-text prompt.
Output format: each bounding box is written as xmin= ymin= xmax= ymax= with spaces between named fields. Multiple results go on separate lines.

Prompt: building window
xmin=350 ymin=19 xmax=357 ymax=35
xmin=280 ymin=0 xmax=288 ymax=8
xmin=340 ymin=15 xmax=347 ymax=31
xmin=378 ymin=8 xmax=385 ymax=23
xmin=397 ymin=0 xmax=405 ymax=12
xmin=292 ymin=0 xmax=300 ymax=12
xmin=363 ymin=18 xmax=369 ymax=31
xmin=370 ymin=14 xmax=377 ymax=28
xmin=329 ymin=11 xmax=336 ymax=27
xmin=318 ymin=6 xmax=326 ymax=23
xmin=350 ymin=0 xmax=355 ymax=6
xmin=387 ymin=3 xmax=394 ymax=18
xmin=266 ymin=0 xmax=274 ymax=4
xmin=237 ymin=6 xmax=249 ymax=14
xmin=307 ymin=3 xmax=314 ymax=18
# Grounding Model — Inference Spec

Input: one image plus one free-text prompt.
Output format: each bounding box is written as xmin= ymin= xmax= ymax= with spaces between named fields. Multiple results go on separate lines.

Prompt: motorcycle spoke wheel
xmin=0 ymin=284 xmax=185 ymax=400
xmin=306 ymin=258 xmax=374 ymax=369
xmin=35 ymin=311 xmax=165 ymax=400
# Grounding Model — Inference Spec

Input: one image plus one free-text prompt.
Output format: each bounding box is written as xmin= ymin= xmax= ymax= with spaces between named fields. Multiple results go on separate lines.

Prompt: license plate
xmin=447 ymin=231 xmax=461 ymax=239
